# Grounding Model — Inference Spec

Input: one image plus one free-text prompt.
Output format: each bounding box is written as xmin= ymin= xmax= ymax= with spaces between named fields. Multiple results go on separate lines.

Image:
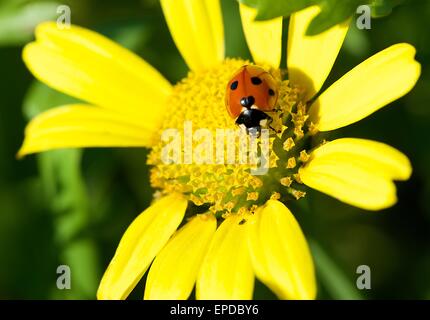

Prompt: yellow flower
xmin=19 ymin=2 xmax=420 ymax=300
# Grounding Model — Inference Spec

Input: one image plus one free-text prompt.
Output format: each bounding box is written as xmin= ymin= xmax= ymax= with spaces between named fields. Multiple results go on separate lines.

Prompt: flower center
xmin=148 ymin=59 xmax=312 ymax=216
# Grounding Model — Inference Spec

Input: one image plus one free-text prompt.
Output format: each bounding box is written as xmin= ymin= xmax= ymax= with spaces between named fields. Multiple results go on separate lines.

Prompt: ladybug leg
xmin=235 ymin=112 xmax=246 ymax=126
xmin=235 ymin=113 xmax=249 ymax=133
xmin=264 ymin=114 xmax=279 ymax=133
xmin=259 ymin=113 xmax=274 ymax=132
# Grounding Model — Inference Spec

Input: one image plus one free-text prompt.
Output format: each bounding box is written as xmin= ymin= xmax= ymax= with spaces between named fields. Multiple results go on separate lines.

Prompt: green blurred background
xmin=0 ymin=0 xmax=429 ymax=299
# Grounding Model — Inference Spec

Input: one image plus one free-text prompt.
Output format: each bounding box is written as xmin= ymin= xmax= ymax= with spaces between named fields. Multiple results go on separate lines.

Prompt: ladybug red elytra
xmin=225 ymin=65 xmax=278 ymax=135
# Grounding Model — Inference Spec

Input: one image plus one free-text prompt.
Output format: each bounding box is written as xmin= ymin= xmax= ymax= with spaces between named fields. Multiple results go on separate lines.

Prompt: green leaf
xmin=23 ymin=81 xmax=96 ymax=297
xmin=306 ymin=0 xmax=364 ymax=36
xmin=370 ymin=0 xmax=404 ymax=17
xmin=62 ymin=238 xmax=101 ymax=298
xmin=0 ymin=1 xmax=61 ymax=46
xmin=23 ymin=81 xmax=79 ymax=119
xmin=237 ymin=0 xmax=402 ymax=35
xmin=309 ymin=240 xmax=363 ymax=300
xmin=240 ymin=0 xmax=318 ymax=19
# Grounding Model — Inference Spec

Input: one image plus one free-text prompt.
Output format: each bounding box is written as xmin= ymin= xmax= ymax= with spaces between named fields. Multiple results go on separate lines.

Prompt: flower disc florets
xmin=148 ymin=59 xmax=312 ymax=215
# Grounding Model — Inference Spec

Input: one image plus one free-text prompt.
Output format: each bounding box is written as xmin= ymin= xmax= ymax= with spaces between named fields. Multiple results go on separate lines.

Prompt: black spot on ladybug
xmin=230 ymin=80 xmax=238 ymax=90
xmin=251 ymin=77 xmax=262 ymax=85
xmin=268 ymin=89 xmax=275 ymax=96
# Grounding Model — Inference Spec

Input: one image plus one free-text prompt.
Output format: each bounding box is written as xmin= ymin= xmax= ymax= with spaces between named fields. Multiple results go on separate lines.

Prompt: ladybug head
xmin=240 ymin=96 xmax=255 ymax=108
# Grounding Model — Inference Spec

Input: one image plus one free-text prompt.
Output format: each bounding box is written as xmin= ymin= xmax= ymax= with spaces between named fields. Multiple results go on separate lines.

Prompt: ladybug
xmin=225 ymin=65 xmax=278 ymax=136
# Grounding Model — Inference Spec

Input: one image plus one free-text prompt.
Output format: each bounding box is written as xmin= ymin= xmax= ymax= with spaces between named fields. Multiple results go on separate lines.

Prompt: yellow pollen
xmin=294 ymin=126 xmax=305 ymax=139
xmin=237 ymin=207 xmax=249 ymax=216
xmin=291 ymin=190 xmax=306 ymax=200
xmin=283 ymin=137 xmax=295 ymax=151
xmin=247 ymin=192 xmax=259 ymax=201
xmin=299 ymin=150 xmax=310 ymax=162
xmin=225 ymin=201 xmax=235 ymax=212
xmin=270 ymin=192 xmax=281 ymax=200
xmin=308 ymin=122 xmax=319 ymax=135
xmin=294 ymin=173 xmax=303 ymax=184
xmin=280 ymin=177 xmax=293 ymax=187
xmin=232 ymin=187 xmax=246 ymax=196
xmin=286 ymin=157 xmax=297 ymax=169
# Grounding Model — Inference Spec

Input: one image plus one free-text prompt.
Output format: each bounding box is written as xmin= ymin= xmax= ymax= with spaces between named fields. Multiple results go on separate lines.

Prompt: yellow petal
xmin=287 ymin=6 xmax=350 ymax=100
xmin=196 ymin=215 xmax=254 ymax=299
xmin=97 ymin=194 xmax=187 ymax=300
xmin=144 ymin=214 xmax=216 ymax=300
xmin=299 ymin=138 xmax=412 ymax=210
xmin=239 ymin=3 xmax=282 ymax=68
xmin=160 ymin=0 xmax=224 ymax=71
xmin=300 ymin=162 xmax=396 ymax=210
xmin=23 ymin=22 xmax=171 ymax=129
xmin=307 ymin=138 xmax=412 ymax=181
xmin=18 ymin=104 xmax=156 ymax=157
xmin=311 ymin=43 xmax=421 ymax=131
xmin=248 ymin=200 xmax=316 ymax=300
